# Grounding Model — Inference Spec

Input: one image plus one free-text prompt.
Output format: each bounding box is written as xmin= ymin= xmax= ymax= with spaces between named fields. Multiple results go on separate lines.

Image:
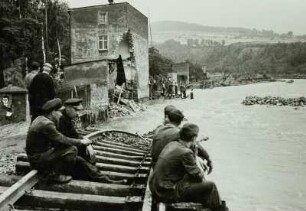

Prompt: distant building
xmin=69 ymin=2 xmax=149 ymax=100
xmin=168 ymin=62 xmax=189 ymax=84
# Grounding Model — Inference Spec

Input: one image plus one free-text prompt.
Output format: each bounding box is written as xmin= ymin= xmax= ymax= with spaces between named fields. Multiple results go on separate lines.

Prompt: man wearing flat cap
xmin=150 ymin=123 xmax=228 ymax=211
xmin=152 ymin=107 xmax=213 ymax=173
xmin=29 ymin=63 xmax=56 ymax=121
xmin=58 ymin=98 xmax=95 ymax=164
xmin=26 ymin=98 xmax=124 ymax=184
xmin=151 ymin=108 xmax=184 ymax=167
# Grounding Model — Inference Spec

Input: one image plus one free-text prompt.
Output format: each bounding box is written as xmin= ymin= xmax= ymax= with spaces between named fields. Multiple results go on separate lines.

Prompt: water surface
xmin=98 ymin=80 xmax=306 ymax=211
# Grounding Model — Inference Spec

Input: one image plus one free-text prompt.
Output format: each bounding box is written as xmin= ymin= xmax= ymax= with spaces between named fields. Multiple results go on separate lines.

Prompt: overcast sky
xmin=67 ymin=0 xmax=306 ymax=35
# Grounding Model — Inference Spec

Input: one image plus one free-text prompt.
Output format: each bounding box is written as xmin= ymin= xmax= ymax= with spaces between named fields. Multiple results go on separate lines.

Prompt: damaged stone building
xmin=69 ymin=2 xmax=149 ymax=103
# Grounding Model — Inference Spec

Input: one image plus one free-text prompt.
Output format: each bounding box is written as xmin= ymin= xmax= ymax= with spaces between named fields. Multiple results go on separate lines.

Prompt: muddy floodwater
xmin=97 ymin=80 xmax=306 ymax=211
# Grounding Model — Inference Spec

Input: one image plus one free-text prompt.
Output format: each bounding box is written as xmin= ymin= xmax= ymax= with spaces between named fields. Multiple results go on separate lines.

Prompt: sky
xmin=67 ymin=0 xmax=306 ymax=35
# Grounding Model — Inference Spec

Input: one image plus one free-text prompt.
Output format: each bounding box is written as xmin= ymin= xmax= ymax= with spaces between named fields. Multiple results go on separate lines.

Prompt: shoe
xmin=49 ymin=174 xmax=72 ymax=184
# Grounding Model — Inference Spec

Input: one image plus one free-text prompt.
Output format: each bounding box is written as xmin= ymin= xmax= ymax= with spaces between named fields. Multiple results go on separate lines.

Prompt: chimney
xmin=108 ymin=0 xmax=114 ymax=4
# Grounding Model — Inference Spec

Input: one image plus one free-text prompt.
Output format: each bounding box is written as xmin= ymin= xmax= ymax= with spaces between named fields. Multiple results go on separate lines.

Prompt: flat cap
xmin=64 ymin=98 xmax=83 ymax=110
xmin=164 ymin=105 xmax=176 ymax=115
xmin=42 ymin=98 xmax=63 ymax=114
xmin=168 ymin=108 xmax=184 ymax=122
xmin=180 ymin=123 xmax=199 ymax=140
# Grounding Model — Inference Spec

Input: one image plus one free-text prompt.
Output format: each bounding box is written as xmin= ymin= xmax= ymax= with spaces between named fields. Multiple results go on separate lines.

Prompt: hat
xmin=42 ymin=98 xmax=63 ymax=114
xmin=43 ymin=63 xmax=52 ymax=70
xmin=164 ymin=105 xmax=176 ymax=116
xmin=31 ymin=61 xmax=40 ymax=70
xmin=64 ymin=98 xmax=83 ymax=110
xmin=168 ymin=108 xmax=184 ymax=123
xmin=180 ymin=123 xmax=199 ymax=141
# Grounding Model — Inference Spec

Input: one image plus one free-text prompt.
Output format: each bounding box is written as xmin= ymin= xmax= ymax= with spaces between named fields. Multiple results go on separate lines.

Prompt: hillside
xmin=155 ymin=40 xmax=306 ymax=77
xmin=151 ymin=21 xmax=306 ymax=45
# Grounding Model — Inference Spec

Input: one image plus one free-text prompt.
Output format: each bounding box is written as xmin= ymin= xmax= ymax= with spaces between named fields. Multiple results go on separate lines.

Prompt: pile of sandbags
xmin=242 ymin=96 xmax=306 ymax=106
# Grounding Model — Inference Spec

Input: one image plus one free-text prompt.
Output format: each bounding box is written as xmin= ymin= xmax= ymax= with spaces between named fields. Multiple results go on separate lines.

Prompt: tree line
xmin=0 ymin=0 xmax=70 ymax=88
xmin=155 ymin=39 xmax=306 ymax=77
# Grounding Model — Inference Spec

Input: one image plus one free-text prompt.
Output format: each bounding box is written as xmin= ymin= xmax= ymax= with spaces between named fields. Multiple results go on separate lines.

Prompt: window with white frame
xmin=98 ymin=35 xmax=108 ymax=51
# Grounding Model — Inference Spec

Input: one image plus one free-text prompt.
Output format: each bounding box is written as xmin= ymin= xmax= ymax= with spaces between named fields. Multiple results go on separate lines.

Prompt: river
xmin=97 ymin=79 xmax=306 ymax=211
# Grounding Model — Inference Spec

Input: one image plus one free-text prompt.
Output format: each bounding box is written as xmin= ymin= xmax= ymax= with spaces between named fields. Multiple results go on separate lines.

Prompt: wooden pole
xmin=93 ymin=145 xmax=145 ymax=156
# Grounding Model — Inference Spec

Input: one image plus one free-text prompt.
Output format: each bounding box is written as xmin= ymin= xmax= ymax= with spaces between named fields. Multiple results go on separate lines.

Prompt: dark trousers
xmin=29 ymin=145 xmax=77 ymax=175
xmin=72 ymin=156 xmax=102 ymax=181
xmin=179 ymin=181 xmax=221 ymax=208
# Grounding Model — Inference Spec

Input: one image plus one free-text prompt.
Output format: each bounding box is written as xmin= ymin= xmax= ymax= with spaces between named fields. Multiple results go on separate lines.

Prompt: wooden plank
xmin=93 ymin=142 xmax=146 ymax=153
xmin=93 ymin=145 xmax=145 ymax=156
xmin=141 ymin=169 xmax=153 ymax=211
xmin=95 ymin=151 xmax=146 ymax=161
xmin=15 ymin=161 xmax=147 ymax=182
xmin=0 ymin=186 xmax=142 ymax=210
xmin=17 ymin=153 xmax=150 ymax=168
xmin=0 ymin=170 xmax=39 ymax=211
xmin=0 ymin=175 xmax=135 ymax=197
xmin=96 ymin=163 xmax=137 ymax=174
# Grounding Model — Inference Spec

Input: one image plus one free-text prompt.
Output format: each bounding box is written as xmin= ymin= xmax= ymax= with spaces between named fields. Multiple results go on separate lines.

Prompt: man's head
xmin=31 ymin=61 xmax=40 ymax=71
xmin=167 ymin=108 xmax=184 ymax=126
xmin=64 ymin=98 xmax=83 ymax=119
xmin=42 ymin=63 xmax=53 ymax=74
xmin=42 ymin=98 xmax=63 ymax=122
xmin=163 ymin=105 xmax=176 ymax=124
xmin=180 ymin=123 xmax=199 ymax=144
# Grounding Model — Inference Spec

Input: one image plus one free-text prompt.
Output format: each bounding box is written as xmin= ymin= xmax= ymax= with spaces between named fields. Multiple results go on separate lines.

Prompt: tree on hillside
xmin=149 ymin=47 xmax=173 ymax=77
xmin=0 ymin=0 xmax=70 ymax=88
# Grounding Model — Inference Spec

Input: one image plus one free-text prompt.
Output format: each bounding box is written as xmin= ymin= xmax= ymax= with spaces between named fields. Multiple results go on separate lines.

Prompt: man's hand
xmin=207 ymin=160 xmax=213 ymax=174
xmin=81 ymin=137 xmax=92 ymax=146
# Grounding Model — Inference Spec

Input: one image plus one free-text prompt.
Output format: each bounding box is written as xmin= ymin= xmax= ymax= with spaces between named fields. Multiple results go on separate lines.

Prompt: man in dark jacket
xmin=28 ymin=63 xmax=56 ymax=121
xmin=26 ymin=98 xmax=91 ymax=183
xmin=152 ymin=108 xmax=213 ymax=172
xmin=150 ymin=124 xmax=227 ymax=211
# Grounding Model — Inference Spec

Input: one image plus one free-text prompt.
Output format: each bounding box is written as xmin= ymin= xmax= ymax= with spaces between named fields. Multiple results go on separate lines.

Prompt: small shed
xmin=0 ymin=85 xmax=28 ymax=125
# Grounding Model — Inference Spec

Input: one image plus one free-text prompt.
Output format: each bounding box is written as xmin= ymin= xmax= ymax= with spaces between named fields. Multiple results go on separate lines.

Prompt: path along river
xmin=97 ymin=79 xmax=306 ymax=211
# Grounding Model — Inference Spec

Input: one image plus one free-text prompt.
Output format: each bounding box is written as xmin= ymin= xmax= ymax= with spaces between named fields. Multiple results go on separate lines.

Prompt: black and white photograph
xmin=0 ymin=0 xmax=305 ymax=210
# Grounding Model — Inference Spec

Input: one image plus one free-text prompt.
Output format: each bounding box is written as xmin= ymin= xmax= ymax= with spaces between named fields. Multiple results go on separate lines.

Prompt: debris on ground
xmin=242 ymin=96 xmax=306 ymax=107
xmin=99 ymin=131 xmax=152 ymax=151
xmin=0 ymin=151 xmax=19 ymax=175
xmin=108 ymin=101 xmax=146 ymax=118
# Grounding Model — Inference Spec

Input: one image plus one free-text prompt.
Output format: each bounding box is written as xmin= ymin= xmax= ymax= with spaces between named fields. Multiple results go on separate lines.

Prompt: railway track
xmin=0 ymin=129 xmax=153 ymax=211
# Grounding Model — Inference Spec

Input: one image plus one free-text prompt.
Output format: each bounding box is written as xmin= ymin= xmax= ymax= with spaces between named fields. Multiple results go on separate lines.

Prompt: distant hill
xmin=151 ymin=21 xmax=254 ymax=34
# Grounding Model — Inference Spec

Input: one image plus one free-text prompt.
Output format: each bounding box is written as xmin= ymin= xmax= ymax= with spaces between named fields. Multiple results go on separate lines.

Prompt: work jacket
xmin=152 ymin=123 xmax=180 ymax=165
xmin=149 ymin=141 xmax=204 ymax=202
xmin=58 ymin=110 xmax=81 ymax=139
xmin=26 ymin=116 xmax=82 ymax=162
xmin=152 ymin=123 xmax=211 ymax=166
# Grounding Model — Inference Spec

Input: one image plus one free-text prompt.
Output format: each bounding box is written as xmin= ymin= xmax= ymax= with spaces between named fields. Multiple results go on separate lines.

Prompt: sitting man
xmin=26 ymin=98 xmax=125 ymax=184
xmin=152 ymin=108 xmax=213 ymax=172
xmin=58 ymin=98 xmax=93 ymax=163
xmin=150 ymin=123 xmax=228 ymax=211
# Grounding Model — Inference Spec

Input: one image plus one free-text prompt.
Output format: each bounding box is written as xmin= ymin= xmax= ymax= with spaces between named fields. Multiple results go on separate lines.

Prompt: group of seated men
xmin=149 ymin=105 xmax=228 ymax=211
xmin=26 ymin=98 xmax=126 ymax=184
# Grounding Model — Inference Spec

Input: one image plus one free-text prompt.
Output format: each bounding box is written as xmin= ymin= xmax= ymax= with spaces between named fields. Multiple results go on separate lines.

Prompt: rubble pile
xmin=101 ymin=131 xmax=152 ymax=151
xmin=242 ymin=96 xmax=306 ymax=107
xmin=108 ymin=103 xmax=134 ymax=118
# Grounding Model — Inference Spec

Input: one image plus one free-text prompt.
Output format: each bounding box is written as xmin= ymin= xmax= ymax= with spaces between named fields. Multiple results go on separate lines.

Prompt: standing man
xmin=29 ymin=63 xmax=56 ymax=121
xmin=25 ymin=61 xmax=40 ymax=89
xmin=150 ymin=123 xmax=228 ymax=211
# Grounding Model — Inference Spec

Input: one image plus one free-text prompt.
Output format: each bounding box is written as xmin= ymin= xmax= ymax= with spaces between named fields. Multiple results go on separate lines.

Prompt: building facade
xmin=170 ymin=62 xmax=190 ymax=85
xmin=69 ymin=2 xmax=149 ymax=100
